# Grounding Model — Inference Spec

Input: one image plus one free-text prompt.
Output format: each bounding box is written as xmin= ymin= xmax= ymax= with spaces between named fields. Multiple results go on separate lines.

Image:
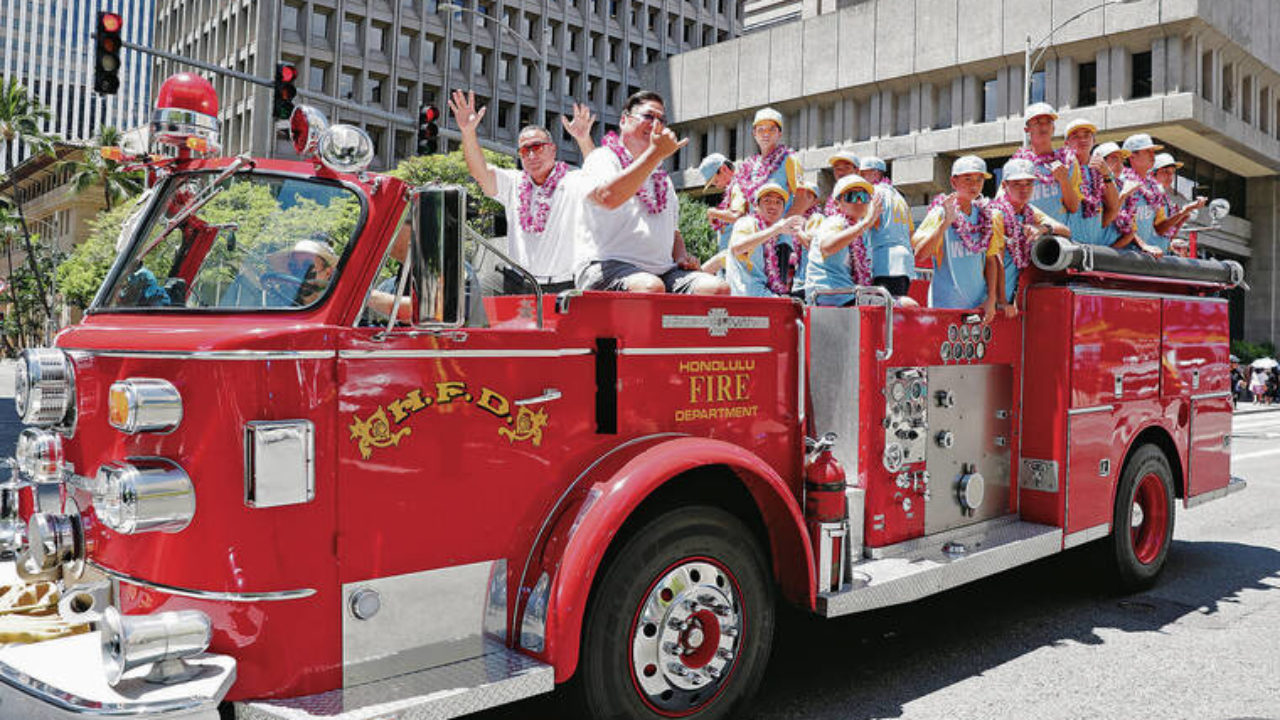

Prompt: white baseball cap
xmin=827 ymin=149 xmax=860 ymax=168
xmin=753 ymin=107 xmax=784 ymax=129
xmin=794 ymin=180 xmax=820 ymax=197
xmin=1122 ymin=133 xmax=1164 ymax=153
xmin=1093 ymin=141 xmax=1129 ymax=160
xmin=1064 ymin=118 xmax=1098 ymax=137
xmin=951 ymin=155 xmax=992 ymax=179
xmin=859 ymin=156 xmax=887 ymax=173
xmin=832 ymin=174 xmax=874 ymax=197
xmin=753 ymin=181 xmax=789 ymax=204
xmin=1153 ymin=152 xmax=1183 ymax=171
xmin=1024 ymin=102 xmax=1058 ymax=124
xmin=1001 ymin=158 xmax=1037 ymax=182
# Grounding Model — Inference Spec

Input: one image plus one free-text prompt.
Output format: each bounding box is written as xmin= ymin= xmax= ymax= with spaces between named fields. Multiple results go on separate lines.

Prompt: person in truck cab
xmin=449 ymin=89 xmax=597 ymax=293
xmin=267 ymin=236 xmax=339 ymax=306
xmin=574 ymin=90 xmax=727 ymax=294
xmin=912 ymin=155 xmax=1004 ymax=323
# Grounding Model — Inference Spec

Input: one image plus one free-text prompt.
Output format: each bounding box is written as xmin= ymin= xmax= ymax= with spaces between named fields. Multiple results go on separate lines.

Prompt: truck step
xmin=818 ymin=518 xmax=1063 ymax=617
xmin=237 ymin=640 xmax=552 ymax=720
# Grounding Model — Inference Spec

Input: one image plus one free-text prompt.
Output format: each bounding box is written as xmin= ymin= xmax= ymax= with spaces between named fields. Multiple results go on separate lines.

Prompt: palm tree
xmin=0 ymin=200 xmax=29 ymax=352
xmin=56 ymin=126 xmax=143 ymax=210
xmin=0 ymin=77 xmax=57 ymax=319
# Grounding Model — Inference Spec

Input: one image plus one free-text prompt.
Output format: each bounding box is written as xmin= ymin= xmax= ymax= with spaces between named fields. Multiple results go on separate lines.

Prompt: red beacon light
xmin=151 ymin=73 xmax=221 ymax=156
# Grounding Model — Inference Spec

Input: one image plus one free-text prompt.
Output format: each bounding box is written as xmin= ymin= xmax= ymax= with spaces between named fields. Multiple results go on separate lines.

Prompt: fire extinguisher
xmin=804 ymin=433 xmax=848 ymax=593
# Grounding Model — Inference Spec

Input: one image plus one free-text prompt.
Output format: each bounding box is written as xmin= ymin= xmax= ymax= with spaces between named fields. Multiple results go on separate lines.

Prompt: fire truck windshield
xmin=98 ymin=172 xmax=363 ymax=311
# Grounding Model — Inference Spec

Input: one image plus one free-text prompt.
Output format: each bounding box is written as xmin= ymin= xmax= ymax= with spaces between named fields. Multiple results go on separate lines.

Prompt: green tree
xmin=55 ymin=201 xmax=135 ymax=309
xmin=0 ymin=77 xmax=58 ymax=321
xmin=387 ymin=149 xmax=516 ymax=236
xmin=54 ymin=126 xmax=143 ymax=210
xmin=677 ymin=192 xmax=718 ymax=262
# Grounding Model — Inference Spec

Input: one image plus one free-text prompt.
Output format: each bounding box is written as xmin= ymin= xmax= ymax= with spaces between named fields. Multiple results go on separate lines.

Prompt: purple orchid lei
xmin=712 ymin=144 xmax=794 ymax=231
xmin=755 ymin=213 xmax=799 ymax=296
xmin=1113 ymin=167 xmax=1164 ymax=236
xmin=602 ymin=132 xmax=669 ymax=215
xmin=929 ymin=193 xmax=994 ymax=255
xmin=991 ymin=196 xmax=1037 ymax=270
xmin=1012 ymin=145 xmax=1074 ymax=186
xmin=516 ymin=161 xmax=568 ymax=234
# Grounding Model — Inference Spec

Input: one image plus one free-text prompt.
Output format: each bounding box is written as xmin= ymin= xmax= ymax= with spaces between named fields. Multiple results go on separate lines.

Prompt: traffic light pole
xmin=115 ymin=38 xmax=517 ymax=155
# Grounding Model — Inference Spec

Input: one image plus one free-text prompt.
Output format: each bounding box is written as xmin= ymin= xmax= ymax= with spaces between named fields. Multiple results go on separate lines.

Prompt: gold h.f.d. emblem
xmin=498 ymin=406 xmax=549 ymax=446
xmin=349 ymin=406 xmax=412 ymax=460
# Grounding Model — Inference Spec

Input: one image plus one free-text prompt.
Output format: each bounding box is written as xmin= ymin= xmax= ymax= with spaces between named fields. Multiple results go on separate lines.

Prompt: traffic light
xmin=417 ymin=105 xmax=440 ymax=155
xmin=273 ymin=63 xmax=298 ymax=120
xmin=94 ymin=12 xmax=123 ymax=95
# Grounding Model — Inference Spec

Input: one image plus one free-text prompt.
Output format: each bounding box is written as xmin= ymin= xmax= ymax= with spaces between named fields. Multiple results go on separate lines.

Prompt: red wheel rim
xmin=627 ymin=557 xmax=744 ymax=717
xmin=1130 ymin=472 xmax=1169 ymax=565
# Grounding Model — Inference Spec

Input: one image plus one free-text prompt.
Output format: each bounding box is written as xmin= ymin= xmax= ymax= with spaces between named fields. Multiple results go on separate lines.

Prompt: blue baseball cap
xmin=697 ymin=153 xmax=734 ymax=189
xmin=859 ymin=156 xmax=887 ymax=173
xmin=1122 ymin=133 xmax=1164 ymax=154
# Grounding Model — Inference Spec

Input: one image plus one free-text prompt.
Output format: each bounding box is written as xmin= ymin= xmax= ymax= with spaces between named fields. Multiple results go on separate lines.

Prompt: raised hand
xmin=1088 ymin=153 xmax=1111 ymax=178
xmin=779 ymin=215 xmax=806 ymax=236
xmin=560 ymin=103 xmax=597 ymax=141
xmin=941 ymin=193 xmax=960 ymax=225
xmin=650 ymin=125 xmax=689 ymax=161
xmin=447 ymin=89 xmax=486 ymax=135
xmin=1050 ymin=160 xmax=1070 ymax=184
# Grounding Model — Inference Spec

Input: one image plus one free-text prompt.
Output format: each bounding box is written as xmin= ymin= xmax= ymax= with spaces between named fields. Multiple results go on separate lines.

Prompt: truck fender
xmin=529 ymin=436 xmax=813 ymax=684
xmin=1116 ymin=420 xmax=1187 ymax=504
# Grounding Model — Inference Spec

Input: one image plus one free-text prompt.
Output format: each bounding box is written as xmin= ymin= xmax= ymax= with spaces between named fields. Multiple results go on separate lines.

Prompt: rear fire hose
xmin=1032 ymin=235 xmax=1246 ymax=289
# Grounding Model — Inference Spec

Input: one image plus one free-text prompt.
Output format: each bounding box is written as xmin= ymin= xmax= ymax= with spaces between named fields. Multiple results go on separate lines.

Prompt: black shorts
xmin=872 ymin=275 xmax=911 ymax=297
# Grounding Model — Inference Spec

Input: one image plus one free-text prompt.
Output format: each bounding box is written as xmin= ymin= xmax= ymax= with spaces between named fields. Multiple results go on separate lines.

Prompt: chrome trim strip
xmin=65 ymin=348 xmax=336 ymax=361
xmin=1069 ymin=286 xmax=1230 ymax=304
xmin=1068 ymin=404 xmax=1114 ymax=416
xmin=796 ymin=318 xmax=806 ymax=426
xmin=91 ymin=562 xmax=316 ymax=602
xmin=1190 ymin=390 xmax=1232 ymax=402
xmin=1186 ymin=475 xmax=1248 ymax=509
xmin=1063 ymin=522 xmax=1111 ymax=549
xmin=338 ymin=348 xmax=592 ymax=359
xmin=616 ymin=346 xmax=773 ymax=356
xmin=515 ymin=432 xmax=688 ymax=642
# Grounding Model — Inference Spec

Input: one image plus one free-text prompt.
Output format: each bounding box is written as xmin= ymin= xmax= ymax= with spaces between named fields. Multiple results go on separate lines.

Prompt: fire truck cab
xmin=0 ymin=76 xmax=1246 ymax=720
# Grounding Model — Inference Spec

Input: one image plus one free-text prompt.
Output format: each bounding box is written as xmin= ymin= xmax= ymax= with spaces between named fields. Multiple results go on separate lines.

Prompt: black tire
xmin=568 ymin=506 xmax=776 ymax=720
xmin=1108 ymin=444 xmax=1176 ymax=591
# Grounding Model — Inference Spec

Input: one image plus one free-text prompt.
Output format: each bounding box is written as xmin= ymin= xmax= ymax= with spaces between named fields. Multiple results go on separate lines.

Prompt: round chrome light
xmin=317 ymin=124 xmax=375 ymax=173
xmin=15 ymin=428 xmax=65 ymax=483
xmin=14 ymin=348 xmax=75 ymax=426
xmin=101 ymin=606 xmax=212 ymax=687
xmin=290 ymin=104 xmax=329 ymax=158
xmin=108 ymin=378 xmax=183 ymax=434
xmin=94 ymin=459 xmax=195 ymax=535
xmin=1209 ymin=198 xmax=1231 ymax=222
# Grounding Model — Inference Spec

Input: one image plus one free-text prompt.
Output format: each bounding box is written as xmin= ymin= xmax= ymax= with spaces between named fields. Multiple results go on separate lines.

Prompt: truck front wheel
xmin=571 ymin=506 xmax=775 ymax=720
xmin=1109 ymin=444 xmax=1176 ymax=591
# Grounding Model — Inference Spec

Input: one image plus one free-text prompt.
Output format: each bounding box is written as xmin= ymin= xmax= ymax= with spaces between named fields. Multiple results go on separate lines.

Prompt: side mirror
xmin=411 ymin=186 xmax=466 ymax=328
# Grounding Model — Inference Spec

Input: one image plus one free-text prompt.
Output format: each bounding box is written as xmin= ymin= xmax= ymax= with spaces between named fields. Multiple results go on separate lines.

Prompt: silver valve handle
xmin=805 ymin=432 xmax=838 ymax=459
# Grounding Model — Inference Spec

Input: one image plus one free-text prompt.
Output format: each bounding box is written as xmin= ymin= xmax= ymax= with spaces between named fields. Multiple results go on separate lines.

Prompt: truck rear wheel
xmin=571 ymin=506 xmax=775 ymax=720
xmin=1109 ymin=444 xmax=1175 ymax=591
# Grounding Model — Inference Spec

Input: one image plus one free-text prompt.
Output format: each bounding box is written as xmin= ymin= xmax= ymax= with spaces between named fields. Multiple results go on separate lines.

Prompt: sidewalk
xmin=1235 ymin=399 xmax=1280 ymax=415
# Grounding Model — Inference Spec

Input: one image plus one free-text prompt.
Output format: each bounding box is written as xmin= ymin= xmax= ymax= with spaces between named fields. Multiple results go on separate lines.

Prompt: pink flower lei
xmin=992 ymin=196 xmax=1037 ymax=270
xmin=755 ymin=213 xmax=799 ymax=296
xmin=602 ymin=132 xmax=669 ymax=215
xmin=929 ymin=194 xmax=994 ymax=255
xmin=713 ymin=144 xmax=794 ymax=231
xmin=829 ymin=214 xmax=872 ymax=286
xmin=516 ymin=161 xmax=568 ymax=235
xmin=1012 ymin=146 xmax=1074 ymax=186
xmin=1077 ymin=162 xmax=1105 ymax=219
xmin=1113 ymin=167 xmax=1164 ymax=237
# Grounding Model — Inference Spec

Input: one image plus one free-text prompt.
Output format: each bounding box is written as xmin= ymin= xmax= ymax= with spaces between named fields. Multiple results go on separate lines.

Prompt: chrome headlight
xmin=93 ymin=459 xmax=195 ymax=534
xmin=15 ymin=428 xmax=65 ymax=483
xmin=108 ymin=378 xmax=183 ymax=433
xmin=14 ymin=348 xmax=75 ymax=426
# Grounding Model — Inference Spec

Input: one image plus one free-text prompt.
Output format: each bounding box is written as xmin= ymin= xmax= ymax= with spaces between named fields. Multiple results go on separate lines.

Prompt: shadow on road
xmin=471 ymin=539 xmax=1280 ymax=719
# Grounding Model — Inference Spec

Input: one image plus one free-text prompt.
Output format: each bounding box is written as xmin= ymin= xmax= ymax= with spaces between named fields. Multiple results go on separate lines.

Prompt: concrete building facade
xmin=653 ymin=0 xmax=1280 ymax=346
xmin=0 ymin=0 xmax=155 ymax=172
xmin=153 ymin=0 xmax=742 ymax=170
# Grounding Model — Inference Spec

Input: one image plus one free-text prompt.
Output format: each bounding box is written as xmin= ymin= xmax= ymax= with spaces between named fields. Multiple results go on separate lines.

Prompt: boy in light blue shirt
xmin=804 ymin=175 xmax=883 ymax=306
xmin=859 ymin=156 xmax=917 ymax=303
xmin=726 ymin=183 xmax=806 ymax=297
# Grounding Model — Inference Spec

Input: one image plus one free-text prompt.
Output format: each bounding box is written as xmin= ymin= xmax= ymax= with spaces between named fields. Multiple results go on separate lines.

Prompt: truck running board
xmin=817 ymin=518 xmax=1063 ymax=617
xmin=238 ymin=641 xmax=552 ymax=720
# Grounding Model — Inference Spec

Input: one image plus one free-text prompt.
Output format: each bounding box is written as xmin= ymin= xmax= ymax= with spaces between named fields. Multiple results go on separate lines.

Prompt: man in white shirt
xmin=450 ymin=90 xmax=597 ymax=292
xmin=575 ymin=90 xmax=728 ymax=294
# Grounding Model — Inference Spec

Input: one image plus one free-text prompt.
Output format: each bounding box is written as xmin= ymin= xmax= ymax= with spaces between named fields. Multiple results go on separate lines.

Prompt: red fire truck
xmin=0 ymin=74 xmax=1246 ymax=720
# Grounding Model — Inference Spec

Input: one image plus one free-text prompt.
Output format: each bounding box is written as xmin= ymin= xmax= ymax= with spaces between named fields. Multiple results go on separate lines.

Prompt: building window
xmin=308 ymin=63 xmax=328 ymax=93
xmin=282 ymin=3 xmax=300 ymax=33
xmin=982 ymin=77 xmax=999 ymax=122
xmin=424 ymin=38 xmax=438 ymax=65
xmin=1242 ymin=75 xmax=1253 ymax=123
xmin=1260 ymin=88 xmax=1270 ymax=133
xmin=474 ymin=50 xmax=488 ymax=76
xmin=727 ymin=126 xmax=738 ymax=159
xmin=368 ymin=76 xmax=385 ymax=104
xmin=500 ymin=55 xmax=513 ymax=82
xmin=1223 ymin=62 xmax=1234 ymax=111
xmin=1078 ymin=62 xmax=1097 ymax=107
xmin=895 ymin=91 xmax=910 ymax=136
xmin=398 ymin=32 xmax=414 ymax=61
xmin=371 ymin=23 xmax=389 ymax=53
xmin=1131 ymin=50 xmax=1152 ymax=99
xmin=1029 ymin=70 xmax=1046 ymax=104
xmin=342 ymin=16 xmax=360 ymax=47
xmin=1202 ymin=51 xmax=1213 ymax=101
xmin=396 ymin=81 xmax=412 ymax=109
xmin=451 ymin=44 xmax=464 ymax=70
xmin=311 ymin=9 xmax=331 ymax=40
xmin=340 ymin=70 xmax=357 ymax=100
xmin=933 ymin=84 xmax=951 ymax=130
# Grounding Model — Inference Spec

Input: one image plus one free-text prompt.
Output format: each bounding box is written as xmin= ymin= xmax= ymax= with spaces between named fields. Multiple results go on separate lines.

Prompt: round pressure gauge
xmin=947 ymin=325 xmax=959 ymax=342
xmin=964 ymin=342 xmax=976 ymax=360
xmin=883 ymin=442 xmax=904 ymax=472
xmin=975 ymin=342 xmax=987 ymax=360
xmin=982 ymin=325 xmax=992 ymax=343
xmin=940 ymin=342 xmax=952 ymax=362
xmin=890 ymin=382 xmax=907 ymax=402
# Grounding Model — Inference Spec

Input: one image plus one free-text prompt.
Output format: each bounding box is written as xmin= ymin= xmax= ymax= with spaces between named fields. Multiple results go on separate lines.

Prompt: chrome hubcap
xmin=631 ymin=560 xmax=741 ymax=713
xmin=1132 ymin=501 xmax=1145 ymax=528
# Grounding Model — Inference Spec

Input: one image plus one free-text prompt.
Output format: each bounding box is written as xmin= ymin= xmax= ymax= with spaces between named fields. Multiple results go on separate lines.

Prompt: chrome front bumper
xmin=0 ymin=630 xmax=235 ymax=719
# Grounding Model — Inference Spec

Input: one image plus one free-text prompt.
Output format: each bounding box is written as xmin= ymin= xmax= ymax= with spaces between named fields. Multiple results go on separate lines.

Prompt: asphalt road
xmin=0 ymin=363 xmax=1276 ymax=719
xmin=476 ymin=407 xmax=1280 ymax=720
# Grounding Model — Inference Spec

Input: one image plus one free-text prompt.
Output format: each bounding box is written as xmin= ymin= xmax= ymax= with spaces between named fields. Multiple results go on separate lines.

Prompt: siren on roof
xmin=151 ymin=73 xmax=220 ymax=155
